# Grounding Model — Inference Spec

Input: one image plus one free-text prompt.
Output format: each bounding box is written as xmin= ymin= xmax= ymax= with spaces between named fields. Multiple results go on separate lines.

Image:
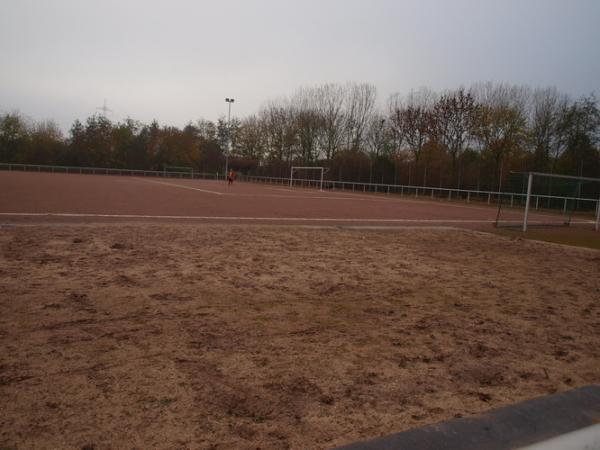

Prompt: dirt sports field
xmin=1 ymin=171 xmax=599 ymax=449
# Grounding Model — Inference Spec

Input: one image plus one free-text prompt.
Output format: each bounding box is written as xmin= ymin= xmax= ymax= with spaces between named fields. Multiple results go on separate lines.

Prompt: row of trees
xmin=1 ymin=82 xmax=599 ymax=191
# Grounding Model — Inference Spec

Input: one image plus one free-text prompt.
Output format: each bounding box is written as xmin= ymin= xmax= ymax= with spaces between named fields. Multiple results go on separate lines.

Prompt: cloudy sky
xmin=1 ymin=0 xmax=599 ymax=131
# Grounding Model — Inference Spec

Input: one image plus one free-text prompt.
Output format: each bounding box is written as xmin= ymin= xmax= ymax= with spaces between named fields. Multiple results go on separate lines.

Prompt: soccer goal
xmin=495 ymin=171 xmax=600 ymax=231
xmin=289 ymin=166 xmax=326 ymax=191
xmin=163 ymin=166 xmax=194 ymax=178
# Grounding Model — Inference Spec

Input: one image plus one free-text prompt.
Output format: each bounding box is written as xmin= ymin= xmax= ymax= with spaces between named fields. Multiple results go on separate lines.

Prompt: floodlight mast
xmin=225 ymin=98 xmax=235 ymax=179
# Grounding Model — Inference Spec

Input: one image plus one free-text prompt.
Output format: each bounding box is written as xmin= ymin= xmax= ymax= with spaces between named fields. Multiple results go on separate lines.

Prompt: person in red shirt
xmin=227 ymin=169 xmax=235 ymax=185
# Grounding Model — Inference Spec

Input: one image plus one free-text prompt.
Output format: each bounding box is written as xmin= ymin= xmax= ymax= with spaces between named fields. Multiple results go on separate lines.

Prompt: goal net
xmin=495 ymin=172 xmax=600 ymax=231
xmin=163 ymin=166 xmax=194 ymax=178
xmin=289 ymin=166 xmax=327 ymax=190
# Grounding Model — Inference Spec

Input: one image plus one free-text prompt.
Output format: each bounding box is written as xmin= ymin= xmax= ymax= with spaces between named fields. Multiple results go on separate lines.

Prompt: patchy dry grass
xmin=492 ymin=226 xmax=600 ymax=250
xmin=1 ymin=224 xmax=599 ymax=449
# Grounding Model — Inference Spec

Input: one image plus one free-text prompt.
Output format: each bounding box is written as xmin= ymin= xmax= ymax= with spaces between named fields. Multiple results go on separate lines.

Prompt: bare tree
xmin=259 ymin=98 xmax=297 ymax=163
xmin=395 ymin=88 xmax=437 ymax=178
xmin=470 ymin=81 xmax=530 ymax=113
xmin=345 ymin=83 xmax=377 ymax=151
xmin=237 ymin=115 xmax=265 ymax=160
xmin=217 ymin=116 xmax=241 ymax=155
xmin=432 ymin=88 xmax=477 ymax=186
xmin=556 ymin=94 xmax=600 ymax=176
xmin=529 ymin=87 xmax=569 ymax=172
xmin=387 ymin=93 xmax=405 ymax=156
xmin=470 ymin=82 xmax=530 ymax=188
xmin=314 ymin=83 xmax=347 ymax=160
xmin=291 ymin=87 xmax=324 ymax=163
xmin=365 ymin=113 xmax=390 ymax=156
xmin=195 ymin=118 xmax=218 ymax=142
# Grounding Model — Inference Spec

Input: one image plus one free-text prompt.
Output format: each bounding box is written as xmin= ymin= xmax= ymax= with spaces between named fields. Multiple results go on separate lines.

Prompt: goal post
xmin=290 ymin=166 xmax=325 ymax=191
xmin=496 ymin=171 xmax=600 ymax=232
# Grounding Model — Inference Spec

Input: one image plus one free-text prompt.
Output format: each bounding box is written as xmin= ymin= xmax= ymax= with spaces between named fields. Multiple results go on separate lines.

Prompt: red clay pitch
xmin=0 ymin=171 xmax=571 ymax=227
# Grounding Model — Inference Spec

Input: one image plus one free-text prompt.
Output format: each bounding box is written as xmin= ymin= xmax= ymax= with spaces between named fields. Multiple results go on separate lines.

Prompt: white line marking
xmin=3 ymin=212 xmax=594 ymax=225
xmin=231 ymin=192 xmax=585 ymax=221
xmin=268 ymin=187 xmax=296 ymax=193
xmin=134 ymin=179 xmax=580 ymax=222
xmin=266 ymin=186 xmax=391 ymax=201
xmin=264 ymin=185 xmax=569 ymax=216
xmin=141 ymin=179 xmax=224 ymax=195
xmin=230 ymin=193 xmax=390 ymax=201
xmin=0 ymin=212 xmax=496 ymax=222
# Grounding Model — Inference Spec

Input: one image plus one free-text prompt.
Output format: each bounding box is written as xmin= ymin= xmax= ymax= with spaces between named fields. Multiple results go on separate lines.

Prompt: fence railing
xmin=241 ymin=174 xmax=600 ymax=215
xmin=0 ymin=162 xmax=221 ymax=181
xmin=2 ymin=162 xmax=599 ymax=215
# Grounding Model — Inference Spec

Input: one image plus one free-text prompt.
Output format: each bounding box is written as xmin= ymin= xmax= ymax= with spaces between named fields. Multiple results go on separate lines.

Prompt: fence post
xmin=510 ymin=195 xmax=514 ymax=207
xmin=448 ymin=191 xmax=451 ymax=200
xmin=467 ymin=192 xmax=470 ymax=203
xmin=523 ymin=172 xmax=534 ymax=232
xmin=563 ymin=198 xmax=567 ymax=213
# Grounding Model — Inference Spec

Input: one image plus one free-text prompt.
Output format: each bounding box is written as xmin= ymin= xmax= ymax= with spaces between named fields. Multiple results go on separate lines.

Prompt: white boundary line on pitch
xmin=0 ymin=212 xmax=498 ymax=223
xmin=140 ymin=178 xmax=224 ymax=195
xmin=231 ymin=193 xmax=392 ymax=201
xmin=266 ymin=186 xmax=395 ymax=201
xmin=140 ymin=180 xmax=383 ymax=202
xmin=262 ymin=186 xmax=580 ymax=220
xmin=136 ymin=179 xmax=587 ymax=223
xmin=2 ymin=212 xmax=594 ymax=225
xmin=237 ymin=192 xmax=583 ymax=222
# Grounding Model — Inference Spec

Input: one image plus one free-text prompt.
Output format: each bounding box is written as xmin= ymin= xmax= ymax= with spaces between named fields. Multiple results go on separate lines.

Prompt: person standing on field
xmin=228 ymin=169 xmax=235 ymax=186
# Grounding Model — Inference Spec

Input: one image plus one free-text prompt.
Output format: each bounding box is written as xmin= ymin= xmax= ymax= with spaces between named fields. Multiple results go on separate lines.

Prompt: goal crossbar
xmin=512 ymin=172 xmax=600 ymax=183
xmin=163 ymin=165 xmax=194 ymax=174
xmin=290 ymin=166 xmax=325 ymax=191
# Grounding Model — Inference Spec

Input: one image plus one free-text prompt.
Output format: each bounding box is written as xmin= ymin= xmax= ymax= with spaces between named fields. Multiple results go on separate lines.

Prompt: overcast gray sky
xmin=1 ymin=0 xmax=599 ymax=131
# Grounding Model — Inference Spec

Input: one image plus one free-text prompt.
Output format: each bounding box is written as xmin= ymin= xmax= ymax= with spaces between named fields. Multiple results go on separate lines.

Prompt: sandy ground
xmin=0 ymin=224 xmax=599 ymax=450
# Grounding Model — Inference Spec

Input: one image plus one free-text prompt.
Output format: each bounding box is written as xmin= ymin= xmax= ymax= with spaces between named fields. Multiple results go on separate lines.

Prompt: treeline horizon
xmin=1 ymin=81 xmax=599 ymax=191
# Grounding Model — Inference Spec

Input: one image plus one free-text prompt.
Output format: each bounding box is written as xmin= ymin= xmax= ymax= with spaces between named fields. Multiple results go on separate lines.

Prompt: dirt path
xmin=1 ymin=224 xmax=599 ymax=449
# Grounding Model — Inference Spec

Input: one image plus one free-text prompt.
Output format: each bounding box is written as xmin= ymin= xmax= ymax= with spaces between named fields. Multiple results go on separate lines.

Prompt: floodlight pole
xmin=225 ymin=98 xmax=235 ymax=180
xmin=522 ymin=172 xmax=533 ymax=232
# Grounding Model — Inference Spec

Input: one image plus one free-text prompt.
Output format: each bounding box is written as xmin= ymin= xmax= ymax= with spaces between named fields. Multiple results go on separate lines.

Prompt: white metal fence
xmin=0 ymin=162 xmax=222 ymax=180
xmin=243 ymin=174 xmax=600 ymax=215
xmin=2 ymin=162 xmax=599 ymax=216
